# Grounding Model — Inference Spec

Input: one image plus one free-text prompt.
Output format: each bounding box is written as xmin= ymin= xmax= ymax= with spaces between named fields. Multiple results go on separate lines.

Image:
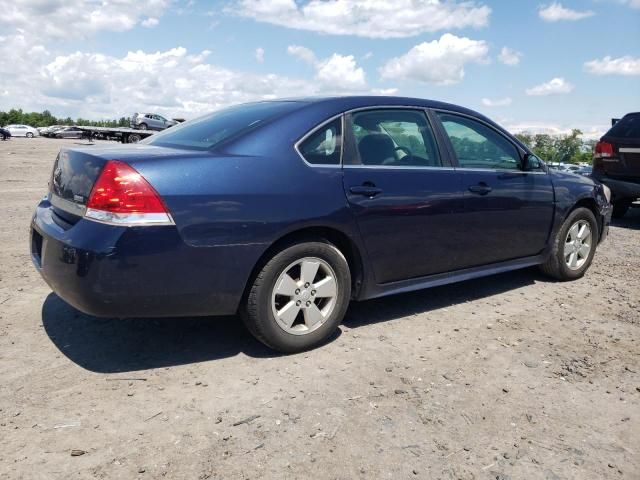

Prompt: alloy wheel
xmin=271 ymin=257 xmax=338 ymax=335
xmin=564 ymin=220 xmax=592 ymax=270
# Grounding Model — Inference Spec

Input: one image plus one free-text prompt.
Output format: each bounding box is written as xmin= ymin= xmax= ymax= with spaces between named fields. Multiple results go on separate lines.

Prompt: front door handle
xmin=349 ymin=185 xmax=383 ymax=197
xmin=468 ymin=183 xmax=492 ymax=195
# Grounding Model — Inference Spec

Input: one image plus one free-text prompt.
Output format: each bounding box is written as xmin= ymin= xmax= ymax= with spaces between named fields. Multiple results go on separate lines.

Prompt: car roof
xmin=271 ymin=95 xmax=482 ymax=114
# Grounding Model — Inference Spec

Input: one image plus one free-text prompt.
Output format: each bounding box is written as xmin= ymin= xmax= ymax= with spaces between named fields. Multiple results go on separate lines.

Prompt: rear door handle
xmin=349 ymin=185 xmax=383 ymax=197
xmin=468 ymin=183 xmax=492 ymax=195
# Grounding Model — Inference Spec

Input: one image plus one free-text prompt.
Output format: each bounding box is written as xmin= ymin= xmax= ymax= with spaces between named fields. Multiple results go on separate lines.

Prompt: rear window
xmin=607 ymin=114 xmax=640 ymax=139
xmin=143 ymin=101 xmax=303 ymax=150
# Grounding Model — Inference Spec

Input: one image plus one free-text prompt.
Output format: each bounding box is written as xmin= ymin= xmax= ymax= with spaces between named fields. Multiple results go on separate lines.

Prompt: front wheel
xmin=539 ymin=207 xmax=598 ymax=281
xmin=26 ymin=132 xmax=34 ymax=138
xmin=241 ymin=241 xmax=351 ymax=353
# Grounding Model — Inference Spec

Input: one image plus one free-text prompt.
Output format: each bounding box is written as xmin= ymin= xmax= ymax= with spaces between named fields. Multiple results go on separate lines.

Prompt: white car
xmin=5 ymin=124 xmax=40 ymax=138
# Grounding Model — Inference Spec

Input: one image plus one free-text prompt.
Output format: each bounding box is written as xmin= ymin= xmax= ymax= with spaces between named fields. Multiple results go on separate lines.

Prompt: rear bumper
xmin=594 ymin=175 xmax=640 ymax=200
xmin=30 ymin=198 xmax=259 ymax=318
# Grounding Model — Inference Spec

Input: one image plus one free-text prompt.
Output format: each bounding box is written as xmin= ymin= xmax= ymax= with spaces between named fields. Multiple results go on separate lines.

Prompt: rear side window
xmin=298 ymin=118 xmax=342 ymax=165
xmin=144 ymin=101 xmax=303 ymax=150
xmin=607 ymin=114 xmax=640 ymax=139
xmin=437 ymin=113 xmax=521 ymax=170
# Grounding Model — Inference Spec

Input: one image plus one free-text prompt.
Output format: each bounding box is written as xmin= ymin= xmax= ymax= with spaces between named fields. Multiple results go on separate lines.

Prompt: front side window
xmin=298 ymin=118 xmax=342 ymax=165
xmin=349 ymin=109 xmax=441 ymax=167
xmin=437 ymin=113 xmax=521 ymax=170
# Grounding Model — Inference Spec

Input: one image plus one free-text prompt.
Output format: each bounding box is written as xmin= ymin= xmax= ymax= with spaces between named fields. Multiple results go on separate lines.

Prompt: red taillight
xmin=594 ymin=141 xmax=614 ymax=159
xmin=85 ymin=160 xmax=173 ymax=226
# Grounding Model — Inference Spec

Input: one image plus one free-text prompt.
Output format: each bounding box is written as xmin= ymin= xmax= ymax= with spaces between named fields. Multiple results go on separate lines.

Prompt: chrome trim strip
xmin=294 ymin=113 xmax=344 ymax=168
xmin=620 ymin=148 xmax=640 ymax=153
xmin=343 ymin=164 xmax=455 ymax=171
xmin=50 ymin=193 xmax=86 ymax=216
xmin=455 ymin=167 xmax=548 ymax=175
xmin=84 ymin=208 xmax=175 ymax=227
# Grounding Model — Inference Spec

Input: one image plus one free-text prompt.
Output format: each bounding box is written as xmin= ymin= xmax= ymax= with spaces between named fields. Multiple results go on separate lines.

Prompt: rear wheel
xmin=539 ymin=207 xmax=598 ymax=280
xmin=138 ymin=123 xmax=148 ymax=130
xmin=612 ymin=199 xmax=631 ymax=219
xmin=241 ymin=241 xmax=351 ymax=353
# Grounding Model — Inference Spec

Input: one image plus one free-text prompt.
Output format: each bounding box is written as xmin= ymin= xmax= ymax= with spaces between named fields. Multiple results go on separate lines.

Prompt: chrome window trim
xmin=294 ymin=113 xmax=344 ymax=168
xmin=456 ymin=167 xmax=548 ymax=175
xmin=343 ymin=164 xmax=455 ymax=171
xmin=434 ymin=108 xmax=548 ymax=175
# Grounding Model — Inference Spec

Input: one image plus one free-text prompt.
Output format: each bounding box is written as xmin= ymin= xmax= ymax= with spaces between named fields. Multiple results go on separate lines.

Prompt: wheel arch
xmin=240 ymin=225 xmax=366 ymax=308
xmin=569 ymin=197 xmax=603 ymax=239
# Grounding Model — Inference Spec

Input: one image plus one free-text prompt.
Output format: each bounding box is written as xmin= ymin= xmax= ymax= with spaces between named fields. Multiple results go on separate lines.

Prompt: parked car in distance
xmin=31 ymin=96 xmax=612 ymax=353
xmin=39 ymin=125 xmax=64 ymax=136
xmin=593 ymin=112 xmax=640 ymax=218
xmin=0 ymin=127 xmax=11 ymax=140
xmin=53 ymin=126 xmax=85 ymax=139
xmin=130 ymin=113 xmax=177 ymax=131
xmin=5 ymin=124 xmax=39 ymax=138
xmin=575 ymin=166 xmax=592 ymax=177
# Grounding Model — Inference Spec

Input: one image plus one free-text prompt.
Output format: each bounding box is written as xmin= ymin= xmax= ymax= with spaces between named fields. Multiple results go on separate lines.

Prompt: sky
xmin=0 ymin=0 xmax=639 ymax=138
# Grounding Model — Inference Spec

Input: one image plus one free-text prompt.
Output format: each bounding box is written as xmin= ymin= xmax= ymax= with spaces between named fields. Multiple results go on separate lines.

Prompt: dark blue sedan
xmin=31 ymin=96 xmax=612 ymax=352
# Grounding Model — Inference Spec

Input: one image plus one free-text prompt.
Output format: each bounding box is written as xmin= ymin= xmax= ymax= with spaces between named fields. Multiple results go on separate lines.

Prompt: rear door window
xmin=349 ymin=109 xmax=442 ymax=167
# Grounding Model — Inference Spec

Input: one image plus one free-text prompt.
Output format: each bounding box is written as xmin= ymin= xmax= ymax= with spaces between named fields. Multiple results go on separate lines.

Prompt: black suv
xmin=593 ymin=113 xmax=640 ymax=218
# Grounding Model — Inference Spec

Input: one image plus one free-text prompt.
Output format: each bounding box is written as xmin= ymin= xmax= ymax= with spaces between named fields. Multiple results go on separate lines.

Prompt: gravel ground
xmin=1 ymin=137 xmax=639 ymax=480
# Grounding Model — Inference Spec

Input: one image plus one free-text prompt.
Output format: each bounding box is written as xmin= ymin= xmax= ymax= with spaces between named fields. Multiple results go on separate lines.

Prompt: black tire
xmin=539 ymin=207 xmax=598 ymax=281
xmin=612 ymin=199 xmax=631 ymax=219
xmin=26 ymin=132 xmax=34 ymax=138
xmin=139 ymin=123 xmax=148 ymax=130
xmin=240 ymin=240 xmax=351 ymax=353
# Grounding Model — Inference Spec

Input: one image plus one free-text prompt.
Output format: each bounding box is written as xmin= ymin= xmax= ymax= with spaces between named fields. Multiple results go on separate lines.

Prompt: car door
xmin=434 ymin=111 xmax=554 ymax=267
xmin=341 ymin=108 xmax=466 ymax=284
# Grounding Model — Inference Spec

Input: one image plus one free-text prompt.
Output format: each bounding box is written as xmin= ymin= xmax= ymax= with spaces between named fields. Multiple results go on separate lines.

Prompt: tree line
xmin=515 ymin=129 xmax=595 ymax=165
xmin=0 ymin=109 xmax=130 ymax=128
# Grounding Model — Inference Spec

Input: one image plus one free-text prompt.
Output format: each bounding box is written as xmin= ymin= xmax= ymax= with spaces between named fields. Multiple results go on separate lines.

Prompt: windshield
xmin=143 ymin=101 xmax=305 ymax=150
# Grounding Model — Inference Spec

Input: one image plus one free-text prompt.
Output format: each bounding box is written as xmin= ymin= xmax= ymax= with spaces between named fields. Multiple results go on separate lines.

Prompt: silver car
xmin=5 ymin=124 xmax=39 ymax=138
xmin=130 ymin=113 xmax=177 ymax=131
xmin=53 ymin=127 xmax=85 ymax=139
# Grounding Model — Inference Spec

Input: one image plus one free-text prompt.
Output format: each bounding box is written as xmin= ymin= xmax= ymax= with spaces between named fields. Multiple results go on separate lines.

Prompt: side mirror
xmin=522 ymin=153 xmax=542 ymax=171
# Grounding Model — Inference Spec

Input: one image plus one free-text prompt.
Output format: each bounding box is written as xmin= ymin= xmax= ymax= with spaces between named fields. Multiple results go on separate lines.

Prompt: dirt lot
xmin=1 ymin=137 xmax=639 ymax=479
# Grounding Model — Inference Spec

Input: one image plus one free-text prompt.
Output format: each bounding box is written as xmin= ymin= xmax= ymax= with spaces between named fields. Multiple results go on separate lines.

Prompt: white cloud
xmin=0 ymin=44 xmax=375 ymax=119
xmin=141 ymin=17 xmax=159 ymax=28
xmin=584 ymin=55 xmax=640 ymax=76
xmin=0 ymin=0 xmax=171 ymax=41
xmin=525 ymin=77 xmax=574 ymax=96
xmin=255 ymin=47 xmax=265 ymax=63
xmin=538 ymin=2 xmax=595 ymax=22
xmin=28 ymin=47 xmax=318 ymax=118
xmin=288 ymin=46 xmax=367 ymax=91
xmin=379 ymin=34 xmax=489 ymax=85
xmin=498 ymin=47 xmax=522 ymax=66
xmin=287 ymin=45 xmax=317 ymax=65
xmin=482 ymin=97 xmax=512 ymax=107
xmin=232 ymin=0 xmax=491 ymax=38
xmin=621 ymin=0 xmax=640 ymax=8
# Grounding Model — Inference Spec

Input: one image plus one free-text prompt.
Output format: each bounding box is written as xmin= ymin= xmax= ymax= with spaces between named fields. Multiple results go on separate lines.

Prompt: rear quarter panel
xmin=128 ymin=149 xmax=359 ymax=310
